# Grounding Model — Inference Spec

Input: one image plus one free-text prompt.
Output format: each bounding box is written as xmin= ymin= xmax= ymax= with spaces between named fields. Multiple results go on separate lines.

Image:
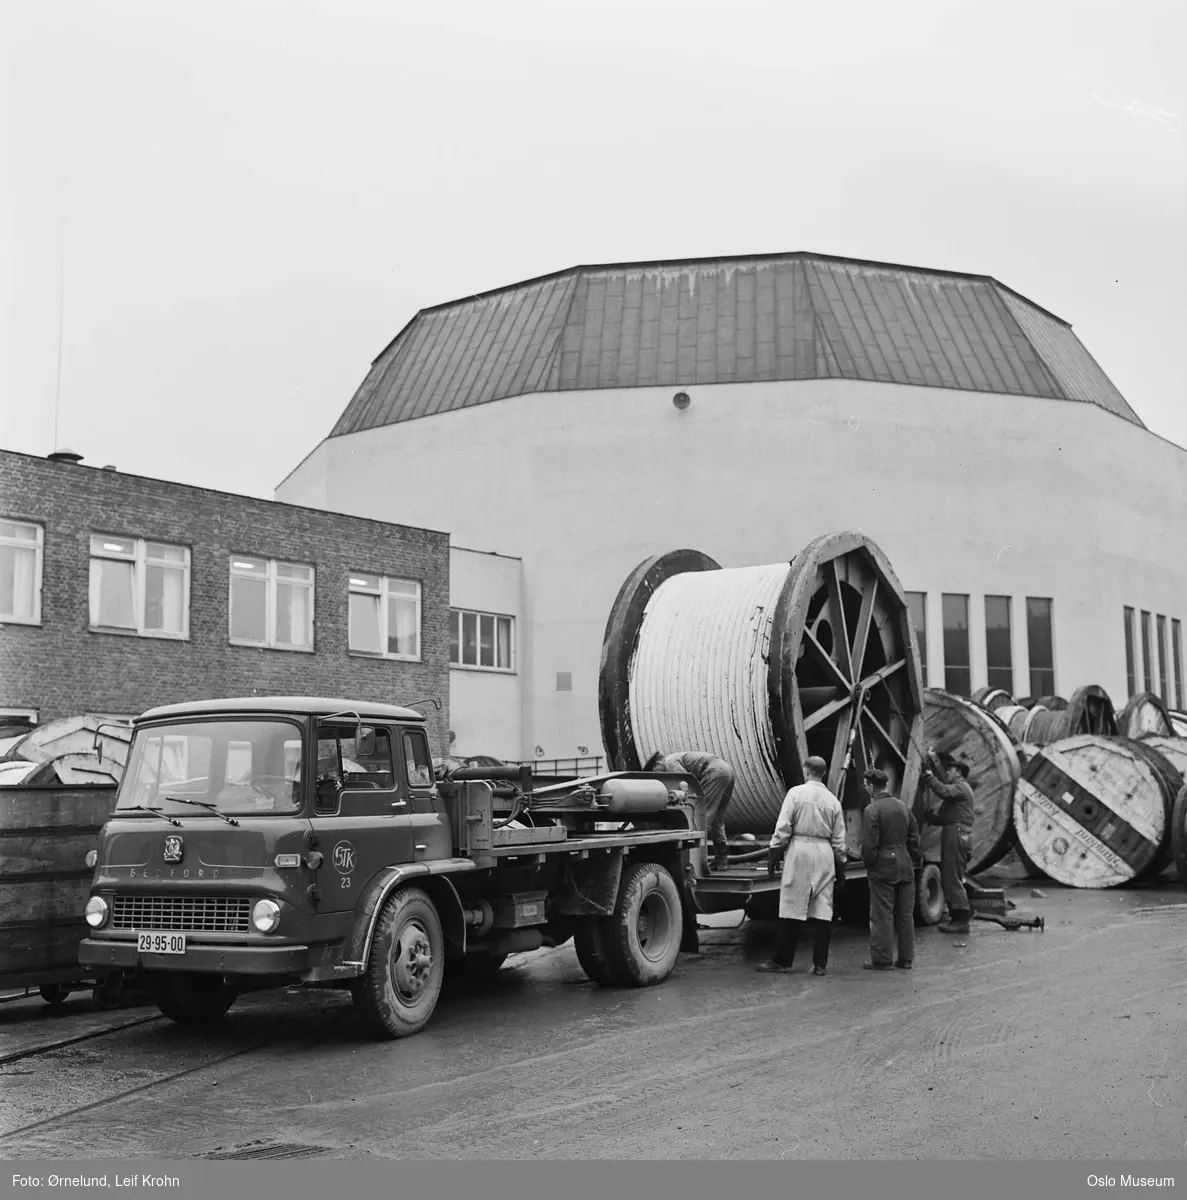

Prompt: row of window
xmin=1 ymin=518 xmax=519 ymax=673
xmin=1123 ymin=608 xmax=1184 ymax=709
xmin=905 ymin=592 xmax=1056 ymax=699
xmin=0 ymin=520 xmax=423 ymax=660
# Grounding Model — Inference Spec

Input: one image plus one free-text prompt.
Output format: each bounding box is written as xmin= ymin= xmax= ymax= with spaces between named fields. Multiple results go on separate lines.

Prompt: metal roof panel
xmin=326 ymin=253 xmax=1144 ymax=434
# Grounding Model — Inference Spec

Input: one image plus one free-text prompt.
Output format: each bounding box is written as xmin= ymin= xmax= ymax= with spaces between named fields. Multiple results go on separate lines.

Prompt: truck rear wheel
xmin=605 ymin=862 xmax=683 ymax=986
xmin=356 ymin=886 xmax=444 ymax=1039
xmin=574 ymin=919 xmax=622 ymax=985
xmin=151 ymin=972 xmax=237 ymax=1025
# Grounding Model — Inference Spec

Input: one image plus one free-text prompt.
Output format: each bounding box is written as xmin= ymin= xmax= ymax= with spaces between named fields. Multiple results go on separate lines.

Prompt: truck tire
xmin=356 ymin=886 xmax=444 ymax=1039
xmin=39 ymin=983 xmax=70 ymax=1009
xmin=605 ymin=861 xmax=683 ymax=986
xmin=151 ymin=972 xmax=237 ymax=1025
xmin=92 ymin=973 xmax=124 ymax=1011
xmin=574 ymin=919 xmax=622 ymax=985
xmin=915 ymin=864 xmax=945 ymax=926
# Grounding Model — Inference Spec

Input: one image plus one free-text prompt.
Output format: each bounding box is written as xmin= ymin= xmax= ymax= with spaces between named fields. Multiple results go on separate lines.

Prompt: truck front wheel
xmin=606 ymin=862 xmax=683 ymax=986
xmin=356 ymin=886 xmax=444 ymax=1039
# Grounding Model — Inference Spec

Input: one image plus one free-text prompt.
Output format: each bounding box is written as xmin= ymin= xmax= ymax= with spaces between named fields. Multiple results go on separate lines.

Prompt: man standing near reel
xmin=756 ymin=755 xmax=847 ymax=976
xmin=922 ymin=752 xmax=976 ymax=935
xmin=861 ymin=767 xmax=922 ymax=970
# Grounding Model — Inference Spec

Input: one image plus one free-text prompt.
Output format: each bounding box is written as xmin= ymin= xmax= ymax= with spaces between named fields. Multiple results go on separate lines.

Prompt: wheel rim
xmin=390 ymin=919 xmax=434 ymax=1003
xmin=635 ymin=889 xmax=673 ymax=962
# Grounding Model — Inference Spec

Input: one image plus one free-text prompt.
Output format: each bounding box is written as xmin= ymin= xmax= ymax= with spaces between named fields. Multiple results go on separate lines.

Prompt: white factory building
xmin=278 ymin=252 xmax=1187 ymax=765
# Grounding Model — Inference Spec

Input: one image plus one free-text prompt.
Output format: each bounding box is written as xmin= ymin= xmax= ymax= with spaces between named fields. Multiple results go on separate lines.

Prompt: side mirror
xmin=356 ymin=726 xmax=377 ymax=757
xmin=315 ymin=777 xmax=342 ymax=815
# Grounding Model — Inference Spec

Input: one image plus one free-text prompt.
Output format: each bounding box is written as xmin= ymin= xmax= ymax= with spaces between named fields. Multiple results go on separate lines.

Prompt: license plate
xmin=137 ymin=932 xmax=187 ymax=955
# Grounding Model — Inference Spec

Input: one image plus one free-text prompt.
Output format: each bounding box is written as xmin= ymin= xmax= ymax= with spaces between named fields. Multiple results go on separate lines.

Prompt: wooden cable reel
xmin=1118 ymin=692 xmax=1174 ymax=739
xmin=599 ymin=532 xmax=923 ymax=852
xmin=1014 ymin=736 xmax=1179 ymax=888
xmin=904 ymin=689 xmax=1019 ymax=874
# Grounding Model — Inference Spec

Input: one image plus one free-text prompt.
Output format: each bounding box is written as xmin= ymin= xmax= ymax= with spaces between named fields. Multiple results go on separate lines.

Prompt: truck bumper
xmin=79 ymin=938 xmax=313 ymax=976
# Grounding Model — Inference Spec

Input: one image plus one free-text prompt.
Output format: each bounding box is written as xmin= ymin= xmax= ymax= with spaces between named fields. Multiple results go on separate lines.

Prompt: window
xmin=1027 ymin=597 xmax=1055 ymax=697
xmin=90 ymin=535 xmax=189 ymax=638
xmin=941 ymin=594 xmax=970 ymax=697
xmin=0 ymin=520 xmax=43 ymax=625
xmin=402 ymin=729 xmax=433 ymax=788
xmin=1173 ymin=619 xmax=1183 ymax=710
xmin=1140 ymin=611 xmax=1153 ymax=693
xmin=118 ymin=719 xmax=303 ymax=814
xmin=449 ymin=608 xmax=513 ymax=670
xmin=349 ymin=574 xmax=420 ymax=660
xmin=905 ymin=592 xmax=927 ymax=682
xmin=984 ymin=596 xmax=1013 ymax=693
xmin=1157 ymin=615 xmax=1170 ymax=705
xmin=315 ymin=726 xmax=395 ymax=795
xmin=230 ymin=556 xmax=313 ymax=650
xmin=1123 ymin=607 xmax=1137 ymax=698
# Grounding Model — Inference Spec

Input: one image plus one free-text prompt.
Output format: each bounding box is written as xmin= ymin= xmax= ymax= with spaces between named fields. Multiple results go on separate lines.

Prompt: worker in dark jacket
xmin=860 ymin=767 xmax=922 ymax=971
xmin=644 ymin=750 xmax=736 ymax=871
xmin=922 ymin=752 xmax=976 ymax=934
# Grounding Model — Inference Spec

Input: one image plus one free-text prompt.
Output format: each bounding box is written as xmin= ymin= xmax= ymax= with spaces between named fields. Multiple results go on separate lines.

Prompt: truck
xmin=78 ymin=696 xmax=707 ymax=1038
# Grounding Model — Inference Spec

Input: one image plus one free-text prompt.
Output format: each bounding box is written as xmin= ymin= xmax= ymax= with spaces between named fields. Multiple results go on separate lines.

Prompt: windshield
xmin=116 ymin=719 xmax=305 ymax=815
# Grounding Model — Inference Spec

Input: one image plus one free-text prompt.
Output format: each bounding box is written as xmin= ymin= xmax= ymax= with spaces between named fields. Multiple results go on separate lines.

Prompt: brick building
xmin=0 ymin=449 xmax=451 ymax=750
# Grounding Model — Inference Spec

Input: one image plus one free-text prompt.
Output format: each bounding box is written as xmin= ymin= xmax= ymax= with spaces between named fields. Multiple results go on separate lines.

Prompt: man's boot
xmin=938 ymin=909 xmax=971 ymax=934
xmin=711 ymin=847 xmax=730 ymax=872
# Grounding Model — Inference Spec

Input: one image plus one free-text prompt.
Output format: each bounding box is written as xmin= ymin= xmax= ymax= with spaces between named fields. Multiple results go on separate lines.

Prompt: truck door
xmin=310 ymin=721 xmax=414 ymax=914
xmin=399 ymin=726 xmax=452 ymax=864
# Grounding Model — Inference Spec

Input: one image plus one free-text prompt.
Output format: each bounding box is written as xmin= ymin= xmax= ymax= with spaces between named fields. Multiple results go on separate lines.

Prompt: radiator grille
xmin=112 ymin=894 xmax=251 ymax=933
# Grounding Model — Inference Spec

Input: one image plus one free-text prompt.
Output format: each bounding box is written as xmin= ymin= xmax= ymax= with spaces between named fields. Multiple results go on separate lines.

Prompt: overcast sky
xmin=3 ymin=0 xmax=1183 ymax=498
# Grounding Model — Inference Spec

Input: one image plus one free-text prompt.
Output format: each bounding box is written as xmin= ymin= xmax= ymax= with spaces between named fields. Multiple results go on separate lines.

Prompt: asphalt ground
xmin=2 ymin=875 xmax=1184 ymax=1161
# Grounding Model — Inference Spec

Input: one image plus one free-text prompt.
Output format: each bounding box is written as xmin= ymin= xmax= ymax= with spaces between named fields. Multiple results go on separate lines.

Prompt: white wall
xmin=278 ymin=379 xmax=1187 ymax=757
xmin=448 ymin=546 xmax=523 ymax=760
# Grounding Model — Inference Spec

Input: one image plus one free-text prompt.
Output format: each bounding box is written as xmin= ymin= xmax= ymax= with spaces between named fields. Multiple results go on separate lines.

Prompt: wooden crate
xmin=0 ymin=785 xmax=118 ymax=989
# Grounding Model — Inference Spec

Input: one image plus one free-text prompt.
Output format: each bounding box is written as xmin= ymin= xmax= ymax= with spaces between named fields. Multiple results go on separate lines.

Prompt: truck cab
xmin=80 ymin=696 xmax=705 ymax=1039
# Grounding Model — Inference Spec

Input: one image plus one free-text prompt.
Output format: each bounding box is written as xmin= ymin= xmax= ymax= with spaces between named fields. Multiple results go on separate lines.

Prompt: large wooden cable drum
xmin=1014 ymin=736 xmax=1178 ymax=888
xmin=599 ymin=532 xmax=923 ymax=840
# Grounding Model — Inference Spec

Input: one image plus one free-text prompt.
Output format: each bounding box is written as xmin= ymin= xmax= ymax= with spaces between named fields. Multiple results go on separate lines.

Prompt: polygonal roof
xmin=330 ymin=252 xmax=1143 ymax=436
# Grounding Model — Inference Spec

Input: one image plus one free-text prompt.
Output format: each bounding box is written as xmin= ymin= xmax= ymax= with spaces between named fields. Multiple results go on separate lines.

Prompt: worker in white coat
xmin=756 ymin=755 xmax=847 ymax=976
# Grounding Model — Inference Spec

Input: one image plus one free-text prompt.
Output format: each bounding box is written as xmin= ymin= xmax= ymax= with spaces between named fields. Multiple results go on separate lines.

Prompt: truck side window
xmin=343 ymin=727 xmax=395 ymax=791
xmin=403 ymin=731 xmax=433 ymax=789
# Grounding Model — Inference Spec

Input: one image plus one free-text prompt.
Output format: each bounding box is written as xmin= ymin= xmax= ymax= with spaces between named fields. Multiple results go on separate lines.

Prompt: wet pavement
xmin=2 ymin=876 xmax=1185 ymax=1160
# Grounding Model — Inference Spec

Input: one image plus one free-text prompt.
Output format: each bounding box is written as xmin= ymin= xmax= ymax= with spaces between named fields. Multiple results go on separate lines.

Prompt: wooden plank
xmin=909 ymin=689 xmax=1019 ymax=874
xmin=0 ymin=832 xmax=98 ymax=876
xmin=491 ymin=825 xmax=569 ymax=847
xmin=1014 ymin=736 xmax=1170 ymax=887
xmin=0 ymin=878 xmax=92 ymax=925
xmin=0 ymin=787 xmax=118 ymax=831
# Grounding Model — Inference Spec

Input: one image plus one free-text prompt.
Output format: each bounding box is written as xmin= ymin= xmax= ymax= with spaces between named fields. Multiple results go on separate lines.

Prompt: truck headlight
xmin=85 ymin=850 xmax=98 ymax=869
xmin=85 ymin=896 xmax=109 ymax=929
xmin=251 ymin=898 xmax=282 ymax=934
